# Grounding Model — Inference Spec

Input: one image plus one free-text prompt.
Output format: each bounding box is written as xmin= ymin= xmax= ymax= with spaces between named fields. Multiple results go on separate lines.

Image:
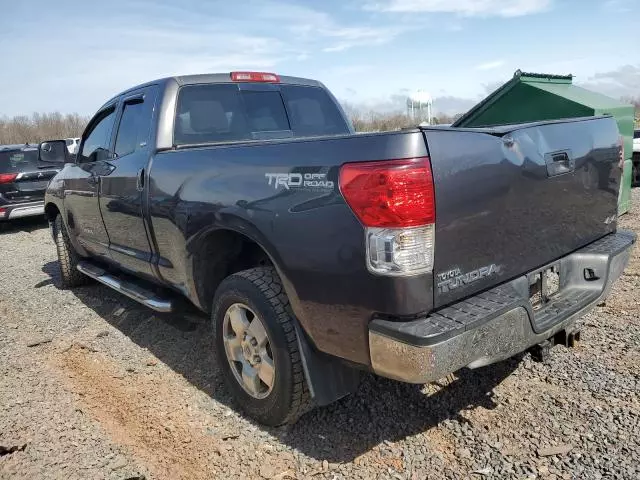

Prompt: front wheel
xmin=212 ymin=267 xmax=311 ymax=426
xmin=52 ymin=214 xmax=89 ymax=289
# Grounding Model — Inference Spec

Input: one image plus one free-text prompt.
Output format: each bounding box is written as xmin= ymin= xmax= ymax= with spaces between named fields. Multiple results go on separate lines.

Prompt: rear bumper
xmin=369 ymin=230 xmax=636 ymax=384
xmin=0 ymin=201 xmax=45 ymax=221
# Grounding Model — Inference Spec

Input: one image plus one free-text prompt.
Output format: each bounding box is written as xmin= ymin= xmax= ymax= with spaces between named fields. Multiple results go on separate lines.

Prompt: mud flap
xmin=294 ymin=322 xmax=361 ymax=406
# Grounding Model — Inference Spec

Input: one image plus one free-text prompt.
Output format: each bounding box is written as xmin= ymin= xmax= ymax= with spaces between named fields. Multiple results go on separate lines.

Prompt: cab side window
xmin=78 ymin=108 xmax=116 ymax=163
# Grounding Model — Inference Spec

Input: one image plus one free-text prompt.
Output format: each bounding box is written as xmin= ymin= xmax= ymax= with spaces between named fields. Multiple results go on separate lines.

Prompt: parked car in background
xmin=633 ymin=129 xmax=639 ymax=186
xmin=0 ymin=143 xmax=63 ymax=229
xmin=44 ymin=71 xmax=635 ymax=426
xmin=65 ymin=137 xmax=81 ymax=154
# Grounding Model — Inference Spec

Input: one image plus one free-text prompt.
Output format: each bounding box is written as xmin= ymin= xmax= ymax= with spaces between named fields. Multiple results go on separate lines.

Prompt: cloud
xmin=578 ymin=64 xmax=640 ymax=99
xmin=277 ymin=7 xmax=411 ymax=52
xmin=475 ymin=60 xmax=505 ymax=71
xmin=320 ymin=26 xmax=409 ymax=52
xmin=365 ymin=0 xmax=552 ymax=17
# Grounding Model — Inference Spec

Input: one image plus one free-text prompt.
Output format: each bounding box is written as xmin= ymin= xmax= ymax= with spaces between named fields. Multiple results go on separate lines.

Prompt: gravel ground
xmin=1 ymin=190 xmax=639 ymax=480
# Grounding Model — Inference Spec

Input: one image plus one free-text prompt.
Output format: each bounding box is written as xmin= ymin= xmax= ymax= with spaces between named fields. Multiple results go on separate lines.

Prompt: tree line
xmin=0 ymin=112 xmax=89 ymax=145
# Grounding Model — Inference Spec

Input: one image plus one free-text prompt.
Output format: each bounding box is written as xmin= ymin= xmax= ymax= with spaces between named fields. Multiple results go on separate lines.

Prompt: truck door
xmin=63 ymin=106 xmax=116 ymax=259
xmin=98 ymin=86 xmax=157 ymax=279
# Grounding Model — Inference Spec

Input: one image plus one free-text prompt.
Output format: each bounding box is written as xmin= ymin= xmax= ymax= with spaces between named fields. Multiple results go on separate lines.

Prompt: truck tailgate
xmin=423 ymin=116 xmax=622 ymax=307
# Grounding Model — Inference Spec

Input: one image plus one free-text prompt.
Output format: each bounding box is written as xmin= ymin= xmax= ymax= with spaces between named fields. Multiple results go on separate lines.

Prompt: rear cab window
xmin=0 ymin=148 xmax=39 ymax=173
xmin=634 ymin=130 xmax=640 ymax=139
xmin=174 ymin=83 xmax=349 ymax=146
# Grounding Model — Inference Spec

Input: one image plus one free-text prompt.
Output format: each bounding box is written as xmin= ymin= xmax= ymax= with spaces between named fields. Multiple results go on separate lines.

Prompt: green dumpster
xmin=453 ymin=70 xmax=634 ymax=215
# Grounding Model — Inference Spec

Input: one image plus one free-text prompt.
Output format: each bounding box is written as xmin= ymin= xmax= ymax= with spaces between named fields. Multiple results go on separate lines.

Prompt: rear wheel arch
xmin=189 ymin=227 xmax=296 ymax=314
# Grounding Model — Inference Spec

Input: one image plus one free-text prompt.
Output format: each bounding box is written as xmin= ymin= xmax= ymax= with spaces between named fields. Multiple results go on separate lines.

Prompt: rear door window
xmin=174 ymin=83 xmax=348 ymax=145
xmin=634 ymin=130 xmax=640 ymax=139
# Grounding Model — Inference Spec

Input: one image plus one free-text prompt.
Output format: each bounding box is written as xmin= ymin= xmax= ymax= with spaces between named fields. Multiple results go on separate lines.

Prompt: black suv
xmin=0 ymin=144 xmax=62 ymax=228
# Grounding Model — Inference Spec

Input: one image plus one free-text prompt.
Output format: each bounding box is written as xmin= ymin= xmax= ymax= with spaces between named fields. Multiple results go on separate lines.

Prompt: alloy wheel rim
xmin=222 ymin=303 xmax=275 ymax=399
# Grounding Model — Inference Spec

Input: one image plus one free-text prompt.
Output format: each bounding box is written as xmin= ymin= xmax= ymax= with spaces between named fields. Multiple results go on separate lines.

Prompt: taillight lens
xmin=339 ymin=157 xmax=436 ymax=276
xmin=0 ymin=173 xmax=18 ymax=184
xmin=339 ymin=157 xmax=434 ymax=228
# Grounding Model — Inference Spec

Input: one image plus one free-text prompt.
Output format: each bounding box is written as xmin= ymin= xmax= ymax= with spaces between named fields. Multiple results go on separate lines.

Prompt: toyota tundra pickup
xmin=44 ymin=71 xmax=636 ymax=426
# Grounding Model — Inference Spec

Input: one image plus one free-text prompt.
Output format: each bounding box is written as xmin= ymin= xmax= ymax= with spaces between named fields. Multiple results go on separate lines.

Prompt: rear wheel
xmin=52 ymin=214 xmax=89 ymax=289
xmin=632 ymin=156 xmax=640 ymax=187
xmin=212 ymin=267 xmax=311 ymax=426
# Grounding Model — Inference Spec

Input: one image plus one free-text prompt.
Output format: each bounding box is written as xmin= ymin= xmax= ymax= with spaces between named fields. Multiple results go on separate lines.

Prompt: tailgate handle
xmin=545 ymin=150 xmax=574 ymax=177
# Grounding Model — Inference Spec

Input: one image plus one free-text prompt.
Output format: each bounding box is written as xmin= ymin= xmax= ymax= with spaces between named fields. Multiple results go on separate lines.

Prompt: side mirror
xmin=39 ymin=140 xmax=69 ymax=164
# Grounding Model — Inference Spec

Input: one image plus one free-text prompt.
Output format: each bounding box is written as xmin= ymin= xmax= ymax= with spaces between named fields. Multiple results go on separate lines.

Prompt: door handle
xmin=136 ymin=168 xmax=145 ymax=192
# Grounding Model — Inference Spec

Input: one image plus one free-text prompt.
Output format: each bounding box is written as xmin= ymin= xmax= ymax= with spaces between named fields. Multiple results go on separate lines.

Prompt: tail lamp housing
xmin=0 ymin=173 xmax=18 ymax=184
xmin=339 ymin=157 xmax=435 ymax=276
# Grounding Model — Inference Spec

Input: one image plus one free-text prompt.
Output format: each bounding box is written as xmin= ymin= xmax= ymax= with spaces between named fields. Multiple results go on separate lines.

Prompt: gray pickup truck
xmin=44 ymin=71 xmax=636 ymax=425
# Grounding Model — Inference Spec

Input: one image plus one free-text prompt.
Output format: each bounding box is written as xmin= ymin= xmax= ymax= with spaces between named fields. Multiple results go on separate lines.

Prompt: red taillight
xmin=230 ymin=71 xmax=280 ymax=83
xmin=0 ymin=173 xmax=18 ymax=184
xmin=339 ymin=157 xmax=435 ymax=228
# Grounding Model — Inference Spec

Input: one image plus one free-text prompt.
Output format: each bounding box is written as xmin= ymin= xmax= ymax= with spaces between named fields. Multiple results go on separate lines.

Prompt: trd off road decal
xmin=437 ymin=264 xmax=501 ymax=293
xmin=265 ymin=172 xmax=334 ymax=190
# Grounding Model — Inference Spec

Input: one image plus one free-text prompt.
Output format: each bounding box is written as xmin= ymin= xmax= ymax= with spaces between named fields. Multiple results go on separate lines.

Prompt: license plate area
xmin=528 ymin=263 xmax=561 ymax=311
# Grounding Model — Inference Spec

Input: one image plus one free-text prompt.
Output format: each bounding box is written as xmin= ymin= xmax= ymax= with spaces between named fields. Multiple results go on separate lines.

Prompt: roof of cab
xmin=99 ymin=72 xmax=322 ymax=110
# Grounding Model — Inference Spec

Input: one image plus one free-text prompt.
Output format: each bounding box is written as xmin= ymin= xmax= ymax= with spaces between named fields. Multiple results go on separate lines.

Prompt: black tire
xmin=212 ymin=267 xmax=311 ymax=426
xmin=52 ymin=214 xmax=89 ymax=289
xmin=632 ymin=158 xmax=640 ymax=187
